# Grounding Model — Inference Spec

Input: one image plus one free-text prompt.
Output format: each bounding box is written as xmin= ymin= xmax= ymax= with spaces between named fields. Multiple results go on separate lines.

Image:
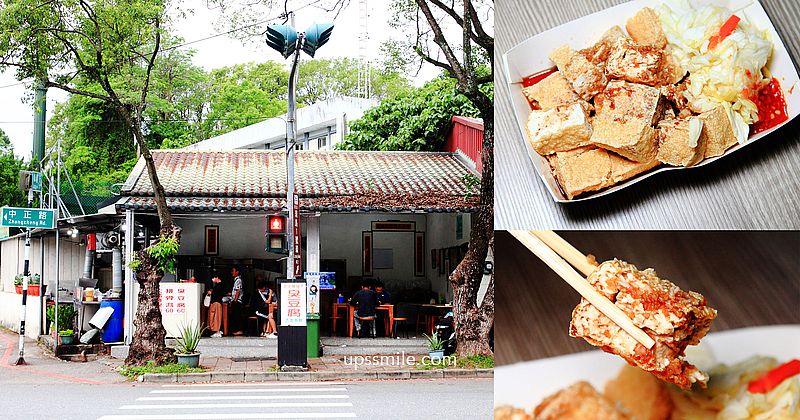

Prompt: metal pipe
xmin=14 ymin=189 xmax=34 ymax=365
xmin=112 ymin=247 xmax=122 ymax=293
xmin=123 ymin=210 xmax=134 ymax=345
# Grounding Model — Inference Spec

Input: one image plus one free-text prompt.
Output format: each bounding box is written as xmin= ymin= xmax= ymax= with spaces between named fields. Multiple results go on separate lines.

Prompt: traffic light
xmin=267 ymin=215 xmax=287 ymax=253
xmin=265 ymin=25 xmax=299 ymax=59
xmin=302 ymin=23 xmax=334 ymax=57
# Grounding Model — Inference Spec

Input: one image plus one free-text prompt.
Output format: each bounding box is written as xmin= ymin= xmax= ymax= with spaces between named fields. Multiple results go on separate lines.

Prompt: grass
xmin=416 ymin=354 xmax=494 ymax=370
xmin=266 ymin=365 xmax=280 ymax=372
xmin=118 ymin=361 xmax=206 ymax=379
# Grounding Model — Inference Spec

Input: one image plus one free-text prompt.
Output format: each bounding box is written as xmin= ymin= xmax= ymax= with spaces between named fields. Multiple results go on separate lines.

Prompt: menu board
xmin=281 ymin=282 xmax=307 ymax=326
xmin=156 ymin=283 xmax=204 ymax=337
xmin=159 ymin=286 xmax=188 ymax=314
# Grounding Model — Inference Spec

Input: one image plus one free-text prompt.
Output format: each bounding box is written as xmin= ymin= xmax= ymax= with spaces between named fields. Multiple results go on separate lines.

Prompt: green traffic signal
xmin=265 ymin=24 xmax=298 ymax=59
xmin=302 ymin=23 xmax=334 ymax=57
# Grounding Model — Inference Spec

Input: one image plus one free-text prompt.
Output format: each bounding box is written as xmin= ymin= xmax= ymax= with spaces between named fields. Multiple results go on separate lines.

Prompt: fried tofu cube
xmin=595 ymin=80 xmax=665 ymax=126
xmin=550 ymin=146 xmax=658 ymax=199
xmin=527 ymin=103 xmax=593 ymax=155
xmin=534 ymin=382 xmax=629 ymax=420
xmin=592 ymin=116 xmax=658 ymax=163
xmin=656 ymin=117 xmax=707 ymax=166
xmin=580 ymin=25 xmax=630 ymax=64
xmin=521 ymin=71 xmax=580 ymax=110
xmin=550 ymin=147 xmax=612 ymax=199
xmin=606 ymin=39 xmax=665 ymax=86
xmin=591 ymin=80 xmax=663 ymax=162
xmin=549 ymin=45 xmax=608 ymax=101
xmin=604 ymin=365 xmax=674 ymax=420
xmin=699 ymin=106 xmax=738 ymax=158
xmin=609 ymin=151 xmax=660 ymax=183
xmin=494 ymin=405 xmax=531 ymax=420
xmin=570 ymin=260 xmax=717 ymax=390
xmin=626 ymin=7 xmax=668 ymax=49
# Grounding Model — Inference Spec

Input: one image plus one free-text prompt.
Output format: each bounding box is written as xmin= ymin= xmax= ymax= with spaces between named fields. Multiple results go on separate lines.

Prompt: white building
xmin=185 ymin=96 xmax=378 ymax=151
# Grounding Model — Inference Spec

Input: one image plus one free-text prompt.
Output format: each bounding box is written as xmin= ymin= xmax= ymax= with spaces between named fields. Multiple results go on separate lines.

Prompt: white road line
xmin=160 ymin=382 xmax=346 ymax=387
xmin=138 ymin=395 xmax=351 ymax=401
xmin=98 ymin=413 xmax=356 ymax=419
xmin=120 ymin=402 xmax=354 ymax=410
xmin=150 ymin=388 xmax=346 ymax=394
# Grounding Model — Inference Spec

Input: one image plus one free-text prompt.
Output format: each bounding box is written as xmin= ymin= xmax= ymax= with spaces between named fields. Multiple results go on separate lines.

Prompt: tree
xmin=1 ymin=0 xmax=180 ymax=365
xmin=400 ymin=0 xmax=495 ymax=356
xmin=297 ymin=57 xmax=410 ymax=104
xmin=339 ymin=75 xmax=480 ymax=151
xmin=0 ymin=128 xmax=27 ymax=208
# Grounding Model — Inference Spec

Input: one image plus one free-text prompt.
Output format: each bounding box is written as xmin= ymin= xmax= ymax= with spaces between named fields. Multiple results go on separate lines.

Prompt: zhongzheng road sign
xmin=1 ymin=207 xmax=56 ymax=229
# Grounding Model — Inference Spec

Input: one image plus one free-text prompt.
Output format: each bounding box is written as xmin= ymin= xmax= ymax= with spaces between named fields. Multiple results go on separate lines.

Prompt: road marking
xmin=160 ymin=382 xmax=346 ymax=387
xmin=150 ymin=387 xmax=347 ymax=394
xmin=98 ymin=414 xmax=356 ymax=419
xmin=138 ymin=395 xmax=351 ymax=401
xmin=120 ymin=402 xmax=353 ymax=410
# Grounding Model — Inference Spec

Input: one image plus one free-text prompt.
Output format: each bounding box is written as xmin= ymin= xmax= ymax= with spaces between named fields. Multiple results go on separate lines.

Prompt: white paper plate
xmin=501 ymin=0 xmax=800 ymax=202
xmin=494 ymin=324 xmax=800 ymax=408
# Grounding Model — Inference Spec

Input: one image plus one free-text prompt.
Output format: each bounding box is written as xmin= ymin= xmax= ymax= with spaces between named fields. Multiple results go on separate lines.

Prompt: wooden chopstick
xmin=531 ymin=231 xmax=598 ymax=277
xmin=510 ymin=230 xmax=656 ymax=349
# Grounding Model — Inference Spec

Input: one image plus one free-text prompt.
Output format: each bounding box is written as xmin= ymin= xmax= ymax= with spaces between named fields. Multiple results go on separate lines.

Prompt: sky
xmin=0 ymin=0 xmax=445 ymax=160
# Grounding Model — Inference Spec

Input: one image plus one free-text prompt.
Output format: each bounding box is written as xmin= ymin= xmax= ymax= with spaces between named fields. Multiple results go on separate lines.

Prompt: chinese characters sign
xmin=159 ymin=286 xmax=188 ymax=314
xmin=1 ymin=207 xmax=56 ymax=229
xmin=281 ymin=282 xmax=307 ymax=326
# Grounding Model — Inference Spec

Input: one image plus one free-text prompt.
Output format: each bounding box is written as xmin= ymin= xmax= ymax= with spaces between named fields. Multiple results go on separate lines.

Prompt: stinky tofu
xmin=656 ymin=117 xmax=707 ymax=167
xmin=534 ymin=381 xmax=629 ymax=420
xmin=698 ymin=106 xmax=738 ymax=158
xmin=625 ymin=7 xmax=668 ymax=49
xmin=570 ymin=260 xmax=717 ymax=390
xmin=526 ymin=103 xmax=593 ymax=155
xmin=605 ymin=38 xmax=665 ymax=86
xmin=521 ymin=71 xmax=580 ymax=110
xmin=549 ymin=45 xmax=608 ymax=101
xmin=580 ymin=25 xmax=630 ymax=64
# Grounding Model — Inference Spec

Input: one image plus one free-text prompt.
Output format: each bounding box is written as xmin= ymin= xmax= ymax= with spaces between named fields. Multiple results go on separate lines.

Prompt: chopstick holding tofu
xmin=510 ymin=230 xmax=717 ymax=390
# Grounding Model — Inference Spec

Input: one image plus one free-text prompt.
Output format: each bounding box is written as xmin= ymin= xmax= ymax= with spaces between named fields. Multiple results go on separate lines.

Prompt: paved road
xmin=0 ymin=379 xmax=492 ymax=419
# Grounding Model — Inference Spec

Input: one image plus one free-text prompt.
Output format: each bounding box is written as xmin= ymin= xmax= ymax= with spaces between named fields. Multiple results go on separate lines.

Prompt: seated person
xmin=252 ymin=280 xmax=277 ymax=338
xmin=375 ymin=283 xmax=391 ymax=305
xmin=206 ymin=274 xmax=226 ymax=338
xmin=350 ymin=282 xmax=378 ymax=338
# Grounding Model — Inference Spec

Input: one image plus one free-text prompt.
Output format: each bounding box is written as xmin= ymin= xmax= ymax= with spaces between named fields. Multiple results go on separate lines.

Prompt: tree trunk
xmin=124 ymin=224 xmax=181 ymax=366
xmin=449 ymin=108 xmax=494 ymax=357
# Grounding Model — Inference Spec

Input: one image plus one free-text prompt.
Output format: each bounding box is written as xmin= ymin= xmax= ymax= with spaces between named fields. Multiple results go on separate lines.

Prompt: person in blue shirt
xmin=375 ymin=282 xmax=391 ymax=305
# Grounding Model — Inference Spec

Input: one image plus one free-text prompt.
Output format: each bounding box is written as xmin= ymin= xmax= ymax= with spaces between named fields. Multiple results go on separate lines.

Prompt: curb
xmin=139 ymin=368 xmax=493 ymax=383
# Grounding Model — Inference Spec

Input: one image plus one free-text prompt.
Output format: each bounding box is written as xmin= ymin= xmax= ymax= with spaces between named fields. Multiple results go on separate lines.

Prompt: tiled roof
xmin=119 ymin=150 xmax=480 ymax=212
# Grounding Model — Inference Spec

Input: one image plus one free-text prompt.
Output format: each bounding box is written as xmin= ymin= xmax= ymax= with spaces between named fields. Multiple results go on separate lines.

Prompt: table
xmin=417 ymin=304 xmax=453 ymax=333
xmin=334 ymin=303 xmax=395 ymax=337
xmin=495 ymin=231 xmax=800 ymax=366
xmin=495 ymin=0 xmax=800 ymax=229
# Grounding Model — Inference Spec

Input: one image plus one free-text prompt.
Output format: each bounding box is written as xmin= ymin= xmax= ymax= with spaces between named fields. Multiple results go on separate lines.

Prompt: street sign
xmin=1 ymin=207 xmax=56 ymax=229
xmin=30 ymin=172 xmax=42 ymax=192
xmin=18 ymin=170 xmax=42 ymax=192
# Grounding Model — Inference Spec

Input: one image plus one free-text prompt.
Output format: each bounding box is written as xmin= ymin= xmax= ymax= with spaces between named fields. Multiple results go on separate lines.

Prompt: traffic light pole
xmin=286 ymin=30 xmax=303 ymax=281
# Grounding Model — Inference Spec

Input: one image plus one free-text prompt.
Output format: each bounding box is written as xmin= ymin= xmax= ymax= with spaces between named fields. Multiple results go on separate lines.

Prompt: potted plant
xmin=423 ymin=330 xmax=445 ymax=362
xmin=175 ymin=322 xmax=205 ymax=367
xmin=46 ymin=304 xmax=77 ymax=337
xmin=59 ymin=329 xmax=75 ymax=345
xmin=14 ymin=274 xmax=43 ymax=296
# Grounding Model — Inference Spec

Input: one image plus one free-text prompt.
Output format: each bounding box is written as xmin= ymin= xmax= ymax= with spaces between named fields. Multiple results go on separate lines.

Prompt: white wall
xmin=426 ymin=213 xmax=471 ymax=301
xmin=174 ymin=215 xmax=281 ymax=260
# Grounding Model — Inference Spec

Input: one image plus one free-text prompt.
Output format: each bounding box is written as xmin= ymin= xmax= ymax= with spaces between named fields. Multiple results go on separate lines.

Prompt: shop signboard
xmin=281 ymin=281 xmax=307 ymax=326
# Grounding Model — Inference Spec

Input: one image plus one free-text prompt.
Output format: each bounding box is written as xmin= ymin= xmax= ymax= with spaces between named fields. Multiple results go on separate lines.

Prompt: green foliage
xmin=297 ymin=57 xmax=410 ymax=104
xmin=339 ymin=76 xmax=481 ymax=151
xmin=457 ymin=354 xmax=494 ymax=369
xmin=14 ymin=273 xmax=40 ymax=285
xmin=423 ymin=330 xmax=445 ymax=351
xmin=463 ymin=174 xmax=481 ymax=199
xmin=118 ymin=361 xmax=206 ymax=379
xmin=174 ymin=322 xmax=205 ymax=354
xmin=46 ymin=304 xmax=77 ymax=332
xmin=127 ymin=254 xmax=142 ymax=272
xmin=0 ymin=138 xmax=28 ymax=207
xmin=58 ymin=329 xmax=74 ymax=336
xmin=147 ymin=235 xmax=180 ymax=273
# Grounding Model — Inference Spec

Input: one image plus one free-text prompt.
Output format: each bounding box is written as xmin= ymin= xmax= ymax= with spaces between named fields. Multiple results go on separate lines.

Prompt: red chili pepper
xmin=747 ymin=359 xmax=800 ymax=394
xmin=708 ymin=15 xmax=741 ymax=50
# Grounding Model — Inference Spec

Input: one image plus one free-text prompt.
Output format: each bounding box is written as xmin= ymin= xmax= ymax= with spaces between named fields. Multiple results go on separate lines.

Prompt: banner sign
xmin=281 ymin=282 xmax=307 ymax=326
xmin=305 ymin=272 xmax=320 ymax=314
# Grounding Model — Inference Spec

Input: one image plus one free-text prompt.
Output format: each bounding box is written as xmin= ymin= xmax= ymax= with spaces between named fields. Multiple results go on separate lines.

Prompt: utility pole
xmin=286 ymin=11 xmax=300 ymax=281
xmin=13 ymin=188 xmax=34 ymax=366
